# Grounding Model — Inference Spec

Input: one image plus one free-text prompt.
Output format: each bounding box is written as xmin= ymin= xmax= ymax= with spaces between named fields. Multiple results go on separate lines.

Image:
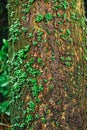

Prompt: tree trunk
xmin=8 ymin=0 xmax=86 ymax=130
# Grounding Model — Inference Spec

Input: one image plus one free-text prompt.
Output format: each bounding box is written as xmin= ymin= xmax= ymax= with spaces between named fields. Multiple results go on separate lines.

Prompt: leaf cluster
xmin=0 ymin=39 xmax=9 ymax=116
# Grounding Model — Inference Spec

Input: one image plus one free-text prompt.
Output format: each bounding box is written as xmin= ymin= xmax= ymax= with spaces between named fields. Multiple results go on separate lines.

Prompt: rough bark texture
xmin=8 ymin=0 xmax=86 ymax=130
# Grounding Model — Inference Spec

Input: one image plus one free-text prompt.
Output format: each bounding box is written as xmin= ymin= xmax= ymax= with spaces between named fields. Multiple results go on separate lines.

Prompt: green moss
xmin=37 ymin=30 xmax=43 ymax=42
xmin=35 ymin=114 xmax=40 ymax=119
xmin=37 ymin=58 xmax=42 ymax=64
xmin=35 ymin=14 xmax=44 ymax=22
xmin=65 ymin=61 xmax=71 ymax=67
xmin=28 ymin=0 xmax=35 ymax=4
xmin=71 ymin=0 xmax=77 ymax=9
xmin=49 ymin=85 xmax=53 ymax=90
xmin=14 ymin=0 xmax=19 ymax=5
xmin=60 ymin=56 xmax=65 ymax=61
xmin=45 ymin=13 xmax=53 ymax=22
xmin=28 ymin=101 xmax=35 ymax=112
xmin=28 ymin=32 xmax=33 ymax=38
xmin=41 ymin=116 xmax=47 ymax=124
xmin=66 ymin=57 xmax=71 ymax=61
xmin=32 ymin=41 xmax=38 ymax=45
xmin=21 ymin=27 xmax=28 ymax=33
xmin=61 ymin=1 xmax=69 ymax=10
xmin=44 ymin=79 xmax=48 ymax=83
xmin=25 ymin=114 xmax=33 ymax=123
xmin=22 ymin=16 xmax=26 ymax=21
xmin=9 ymin=20 xmax=21 ymax=43
xmin=57 ymin=13 xmax=61 ymax=18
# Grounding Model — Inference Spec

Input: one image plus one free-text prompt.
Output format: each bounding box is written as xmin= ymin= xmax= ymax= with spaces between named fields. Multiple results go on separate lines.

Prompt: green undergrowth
xmin=0 ymin=39 xmax=10 ymax=116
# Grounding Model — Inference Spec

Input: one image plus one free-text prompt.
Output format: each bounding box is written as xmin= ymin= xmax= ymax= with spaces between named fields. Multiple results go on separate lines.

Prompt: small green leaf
xmin=2 ymin=39 xmax=8 ymax=46
xmin=66 ymin=57 xmax=71 ymax=61
xmin=35 ymin=14 xmax=44 ymax=22
xmin=37 ymin=58 xmax=42 ymax=63
xmin=28 ymin=33 xmax=33 ymax=38
xmin=45 ymin=13 xmax=53 ymax=21
xmin=33 ymin=41 xmax=38 ymax=45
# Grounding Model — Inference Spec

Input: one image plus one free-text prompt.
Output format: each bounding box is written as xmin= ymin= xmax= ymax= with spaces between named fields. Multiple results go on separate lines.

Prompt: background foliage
xmin=0 ymin=39 xmax=10 ymax=117
xmin=0 ymin=0 xmax=10 ymax=125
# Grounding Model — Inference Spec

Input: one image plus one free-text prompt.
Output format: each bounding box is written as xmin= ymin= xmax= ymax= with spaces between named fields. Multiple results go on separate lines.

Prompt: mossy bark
xmin=8 ymin=0 xmax=86 ymax=130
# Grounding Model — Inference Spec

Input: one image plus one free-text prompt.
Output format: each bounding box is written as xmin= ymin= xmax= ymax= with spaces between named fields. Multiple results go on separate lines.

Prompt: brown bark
xmin=8 ymin=0 xmax=86 ymax=130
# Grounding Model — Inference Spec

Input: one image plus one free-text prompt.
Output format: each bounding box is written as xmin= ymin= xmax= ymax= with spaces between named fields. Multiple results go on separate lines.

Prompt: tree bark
xmin=8 ymin=0 xmax=86 ymax=130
